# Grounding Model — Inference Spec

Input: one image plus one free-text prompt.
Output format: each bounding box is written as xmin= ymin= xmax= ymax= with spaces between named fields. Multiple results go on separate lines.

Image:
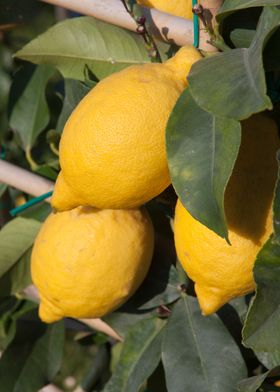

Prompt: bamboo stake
xmin=41 ymin=0 xmax=223 ymax=51
xmin=0 ymin=160 xmax=122 ymax=342
xmin=0 ymin=160 xmax=53 ymax=201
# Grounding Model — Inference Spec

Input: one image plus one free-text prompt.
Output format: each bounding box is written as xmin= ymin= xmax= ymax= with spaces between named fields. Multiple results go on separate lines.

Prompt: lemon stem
xmin=26 ymin=148 xmax=39 ymax=171
xmin=50 ymin=142 xmax=59 ymax=157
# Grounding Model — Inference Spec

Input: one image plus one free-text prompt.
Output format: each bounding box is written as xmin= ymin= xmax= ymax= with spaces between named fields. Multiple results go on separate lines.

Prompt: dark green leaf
xmin=242 ymin=237 xmax=280 ymax=352
xmin=57 ymin=79 xmax=91 ymax=132
xmin=242 ymin=155 xmax=280 ymax=353
xmin=19 ymin=202 xmax=51 ymax=222
xmin=166 ymin=89 xmax=241 ymax=239
xmin=256 ymin=351 xmax=280 ymax=369
xmin=218 ymin=1 xmax=280 ymax=21
xmin=0 ymin=217 xmax=41 ymax=278
xmin=8 ymin=64 xmax=54 ymax=150
xmin=0 ymin=70 xmax=10 ymax=112
xmin=0 ymin=183 xmax=7 ymax=198
xmin=0 ymin=299 xmax=37 ymax=350
xmin=189 ymin=7 xmax=280 ymax=120
xmin=104 ymin=309 xmax=155 ymax=338
xmin=0 ymin=320 xmax=65 ymax=392
xmin=0 ymin=248 xmax=32 ymax=298
xmin=230 ymin=29 xmax=255 ymax=48
xmin=104 ymin=317 xmax=165 ymax=392
xmin=237 ymin=367 xmax=280 ymax=392
xmin=15 ymin=17 xmax=167 ymax=81
xmin=162 ymin=296 xmax=247 ymax=392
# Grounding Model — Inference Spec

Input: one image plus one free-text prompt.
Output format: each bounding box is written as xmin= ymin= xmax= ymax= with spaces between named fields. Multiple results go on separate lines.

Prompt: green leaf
xmin=0 ymin=217 xmax=41 ymax=278
xmin=0 ymin=248 xmax=32 ymax=298
xmin=230 ymin=29 xmax=255 ymax=48
xmin=15 ymin=17 xmax=162 ymax=81
xmin=189 ymin=7 xmax=280 ymax=120
xmin=0 ymin=183 xmax=7 ymax=198
xmin=242 ymin=236 xmax=280 ymax=352
xmin=8 ymin=64 xmax=54 ymax=150
xmin=166 ymin=89 xmax=241 ymax=239
xmin=0 ymin=69 xmax=11 ymax=112
xmin=242 ymin=155 xmax=280 ymax=353
xmin=218 ymin=1 xmax=280 ymax=21
xmin=57 ymin=79 xmax=92 ymax=132
xmin=104 ymin=317 xmax=165 ymax=392
xmin=19 ymin=202 xmax=51 ymax=222
xmin=237 ymin=367 xmax=280 ymax=392
xmin=162 ymin=296 xmax=247 ymax=392
xmin=0 ymin=299 xmax=37 ymax=350
xmin=104 ymin=309 xmax=155 ymax=339
xmin=0 ymin=320 xmax=65 ymax=392
xmin=256 ymin=351 xmax=280 ymax=369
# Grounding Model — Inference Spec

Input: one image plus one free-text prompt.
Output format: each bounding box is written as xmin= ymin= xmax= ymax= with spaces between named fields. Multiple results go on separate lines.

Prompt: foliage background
xmin=0 ymin=1 xmax=280 ymax=391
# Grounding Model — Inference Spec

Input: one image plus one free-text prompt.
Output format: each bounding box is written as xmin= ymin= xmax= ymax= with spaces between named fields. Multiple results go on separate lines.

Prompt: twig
xmin=120 ymin=0 xmax=161 ymax=61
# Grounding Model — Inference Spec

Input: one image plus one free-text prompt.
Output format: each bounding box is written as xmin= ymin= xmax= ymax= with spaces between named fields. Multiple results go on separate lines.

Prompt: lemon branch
xmin=40 ymin=0 xmax=223 ymax=51
xmin=120 ymin=0 xmax=162 ymax=61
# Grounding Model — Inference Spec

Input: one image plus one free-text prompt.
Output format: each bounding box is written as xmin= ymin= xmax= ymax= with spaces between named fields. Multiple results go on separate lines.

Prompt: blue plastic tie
xmin=9 ymin=190 xmax=53 ymax=217
xmin=192 ymin=0 xmax=199 ymax=48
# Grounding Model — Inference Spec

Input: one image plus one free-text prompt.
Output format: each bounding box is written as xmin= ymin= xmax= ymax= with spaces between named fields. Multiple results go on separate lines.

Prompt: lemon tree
xmin=0 ymin=0 xmax=280 ymax=391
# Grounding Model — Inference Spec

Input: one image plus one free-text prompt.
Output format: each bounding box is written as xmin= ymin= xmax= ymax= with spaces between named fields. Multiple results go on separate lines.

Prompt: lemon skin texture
xmin=52 ymin=46 xmax=201 ymax=211
xmin=174 ymin=114 xmax=280 ymax=316
xmin=31 ymin=207 xmax=154 ymax=323
xmin=138 ymin=0 xmax=193 ymax=19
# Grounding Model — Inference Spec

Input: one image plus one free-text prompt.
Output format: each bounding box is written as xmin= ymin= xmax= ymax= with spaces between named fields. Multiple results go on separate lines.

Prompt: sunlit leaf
xmin=14 ymin=17 xmax=170 ymax=81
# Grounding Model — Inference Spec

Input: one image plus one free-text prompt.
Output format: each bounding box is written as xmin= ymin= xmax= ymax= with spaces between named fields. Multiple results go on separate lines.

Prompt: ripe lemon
xmin=31 ymin=207 xmax=154 ymax=323
xmin=138 ymin=0 xmax=193 ymax=19
xmin=174 ymin=114 xmax=280 ymax=315
xmin=52 ymin=46 xmax=201 ymax=211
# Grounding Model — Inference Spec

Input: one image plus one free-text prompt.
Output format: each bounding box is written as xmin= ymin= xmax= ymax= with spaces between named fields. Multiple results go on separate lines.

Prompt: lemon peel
xmin=138 ymin=0 xmax=193 ymax=19
xmin=52 ymin=46 xmax=201 ymax=211
xmin=31 ymin=207 xmax=154 ymax=323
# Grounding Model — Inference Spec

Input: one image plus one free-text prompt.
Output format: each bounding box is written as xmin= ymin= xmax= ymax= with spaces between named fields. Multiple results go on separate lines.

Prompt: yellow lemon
xmin=31 ymin=207 xmax=154 ymax=323
xmin=174 ymin=114 xmax=280 ymax=315
xmin=138 ymin=0 xmax=193 ymax=19
xmin=52 ymin=46 xmax=201 ymax=211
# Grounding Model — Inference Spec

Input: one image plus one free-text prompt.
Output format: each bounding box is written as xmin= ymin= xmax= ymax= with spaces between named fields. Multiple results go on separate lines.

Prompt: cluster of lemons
xmin=31 ymin=0 xmax=279 ymax=323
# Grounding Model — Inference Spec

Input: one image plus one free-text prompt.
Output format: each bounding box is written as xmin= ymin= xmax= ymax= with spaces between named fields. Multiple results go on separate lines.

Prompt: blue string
xmin=192 ymin=0 xmax=199 ymax=48
xmin=9 ymin=191 xmax=53 ymax=217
